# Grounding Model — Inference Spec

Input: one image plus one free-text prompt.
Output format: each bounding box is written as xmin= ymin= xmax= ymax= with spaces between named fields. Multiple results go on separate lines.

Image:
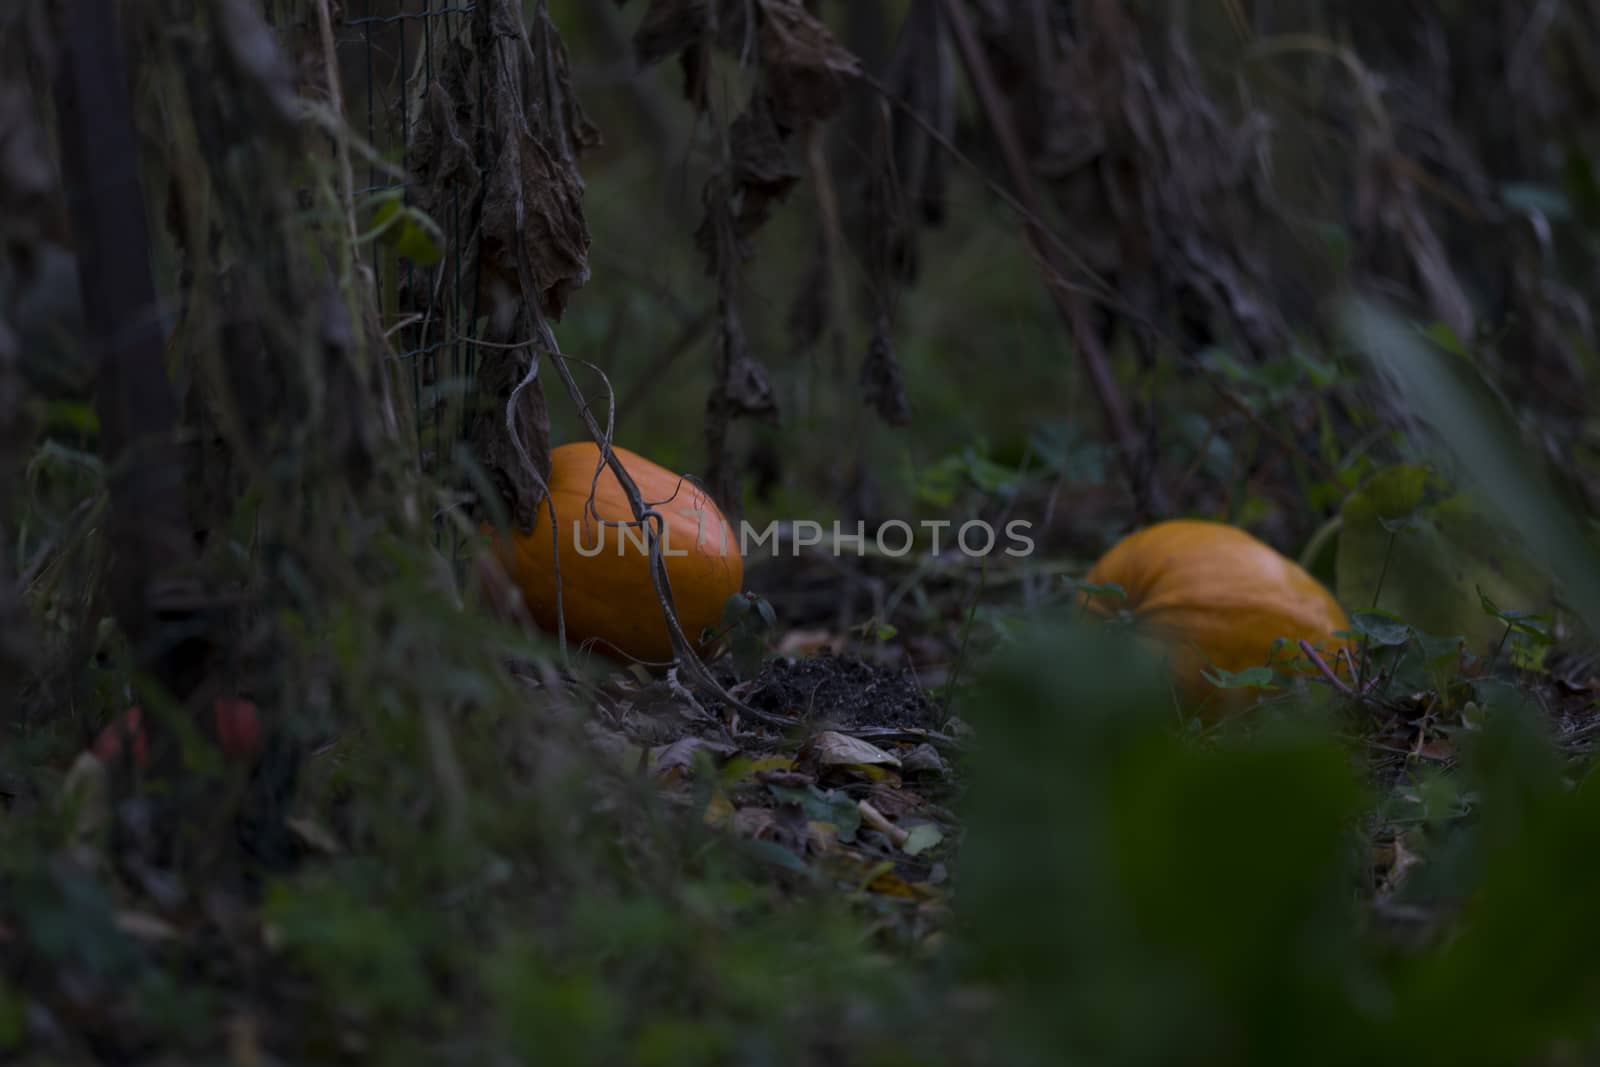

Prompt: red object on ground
xmin=90 ymin=705 xmax=148 ymax=765
xmin=211 ymin=697 xmax=262 ymax=762
xmin=89 ymin=698 xmax=263 ymax=767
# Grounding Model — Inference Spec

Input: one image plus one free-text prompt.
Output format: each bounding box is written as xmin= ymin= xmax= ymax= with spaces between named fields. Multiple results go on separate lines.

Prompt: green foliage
xmin=11 ymin=4 xmax=1600 ymax=1065
xmin=958 ymin=622 xmax=1370 ymax=1067
xmin=913 ymin=444 xmax=1024 ymax=509
xmin=264 ymin=871 xmax=440 ymax=1024
xmin=1337 ymin=464 xmax=1552 ymax=648
xmin=1344 ymin=301 xmax=1600 ymax=638
xmin=956 ymin=618 xmax=1600 ymax=1066
xmin=720 ymin=590 xmax=777 ymax=677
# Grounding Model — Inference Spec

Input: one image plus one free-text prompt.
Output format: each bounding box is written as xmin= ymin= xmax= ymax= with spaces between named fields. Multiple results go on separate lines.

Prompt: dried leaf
xmin=632 ymin=0 xmax=710 ymax=68
xmin=775 ymin=628 xmax=846 ymax=658
xmin=755 ymin=0 xmax=860 ymax=128
xmin=60 ymin=751 xmax=109 ymax=852
xmin=703 ymin=788 xmax=737 ymax=827
xmin=400 ymin=0 xmax=598 ymax=523
xmin=694 ymin=95 xmax=802 ymax=269
xmin=731 ymin=804 xmax=776 ymax=839
xmin=115 ymin=911 xmax=181 ymax=943
xmin=227 ymin=1014 xmax=266 ymax=1067
xmin=480 ymin=131 xmax=592 ymax=319
xmin=861 ymin=315 xmax=911 ymax=426
xmin=866 ymin=783 xmax=926 ymax=819
xmin=806 ymin=819 xmax=842 ymax=853
xmin=1377 ymin=831 xmax=1424 ymax=897
xmin=650 ymin=735 xmax=737 ymax=780
xmin=285 ymin=815 xmax=343 ymax=856
xmin=719 ymin=754 xmax=796 ymax=785
xmin=1414 ymin=737 xmax=1456 ymax=764
xmin=902 ymin=823 xmax=943 ymax=857
xmin=862 ymin=867 xmax=931 ymax=899
xmin=800 ymin=731 xmax=902 ymax=769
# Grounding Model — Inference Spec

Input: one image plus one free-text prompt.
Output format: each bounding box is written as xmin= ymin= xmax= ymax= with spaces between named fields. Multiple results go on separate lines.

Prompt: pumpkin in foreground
xmin=1083 ymin=519 xmax=1352 ymax=710
xmin=486 ymin=442 xmax=743 ymax=663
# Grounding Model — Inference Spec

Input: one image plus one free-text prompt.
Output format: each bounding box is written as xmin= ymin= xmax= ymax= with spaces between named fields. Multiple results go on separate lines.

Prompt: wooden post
xmin=54 ymin=0 xmax=197 ymax=687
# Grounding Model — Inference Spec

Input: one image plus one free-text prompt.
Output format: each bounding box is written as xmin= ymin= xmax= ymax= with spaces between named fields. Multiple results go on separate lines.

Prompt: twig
xmin=849 ymin=725 xmax=963 ymax=752
xmin=942 ymin=550 xmax=989 ymax=712
xmin=857 ymin=799 xmax=910 ymax=848
xmin=18 ymin=496 xmax=99 ymax=591
xmin=1299 ymin=638 xmax=1358 ymax=699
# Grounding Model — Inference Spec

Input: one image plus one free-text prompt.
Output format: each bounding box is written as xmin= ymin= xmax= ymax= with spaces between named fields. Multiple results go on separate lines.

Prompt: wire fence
xmin=349 ymin=0 xmax=486 ymax=477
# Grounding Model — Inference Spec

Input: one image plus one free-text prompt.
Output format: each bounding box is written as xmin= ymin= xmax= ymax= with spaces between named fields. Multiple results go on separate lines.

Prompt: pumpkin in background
xmin=486 ymin=442 xmax=743 ymax=663
xmin=1083 ymin=520 xmax=1352 ymax=711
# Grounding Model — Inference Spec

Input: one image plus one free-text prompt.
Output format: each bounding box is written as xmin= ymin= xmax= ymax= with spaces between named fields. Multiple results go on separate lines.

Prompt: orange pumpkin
xmin=1083 ymin=520 xmax=1351 ymax=711
xmin=486 ymin=442 xmax=743 ymax=663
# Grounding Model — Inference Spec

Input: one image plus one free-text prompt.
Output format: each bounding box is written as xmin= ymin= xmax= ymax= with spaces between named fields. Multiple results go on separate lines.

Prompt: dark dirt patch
xmin=743 ymin=653 xmax=940 ymax=731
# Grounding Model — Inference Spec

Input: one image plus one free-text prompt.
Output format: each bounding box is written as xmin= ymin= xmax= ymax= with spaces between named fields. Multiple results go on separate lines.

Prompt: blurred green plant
xmin=956 ymin=617 xmax=1600 ymax=1066
xmin=1342 ymin=300 xmax=1600 ymax=638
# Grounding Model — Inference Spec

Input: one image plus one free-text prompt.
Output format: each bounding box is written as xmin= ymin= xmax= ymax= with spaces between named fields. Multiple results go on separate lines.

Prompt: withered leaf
xmin=480 ymin=131 xmax=592 ymax=319
xmin=729 ymin=92 xmax=803 ymax=194
xmin=694 ymin=95 xmax=802 ymax=269
xmin=902 ymin=823 xmax=943 ymax=857
xmin=800 ymin=730 xmax=902 ymax=770
xmin=861 ymin=315 xmax=911 ymax=426
xmin=649 ymin=735 xmax=737 ymax=779
xmin=722 ymin=354 xmax=777 ymax=418
xmin=633 ymin=0 xmax=709 ymax=68
xmin=404 ymin=0 xmax=600 ymax=523
xmin=756 ymin=0 xmax=860 ymax=128
xmin=632 ymin=0 xmax=753 ymax=71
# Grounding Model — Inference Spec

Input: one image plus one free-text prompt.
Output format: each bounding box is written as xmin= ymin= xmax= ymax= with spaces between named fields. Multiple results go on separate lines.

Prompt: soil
xmin=742 ymin=653 xmax=942 ymax=731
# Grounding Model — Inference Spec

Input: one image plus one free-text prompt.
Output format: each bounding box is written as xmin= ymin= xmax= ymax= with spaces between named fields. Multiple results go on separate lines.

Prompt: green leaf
xmin=392 ymin=207 xmax=445 ymax=266
xmin=1068 ymin=579 xmax=1126 ymax=602
xmin=1561 ymin=148 xmax=1600 ymax=226
xmin=44 ymin=399 xmax=100 ymax=435
xmin=1201 ymin=665 xmax=1277 ymax=690
xmin=1476 ymin=588 xmax=1552 ymax=642
xmin=0 ymin=981 xmax=22 ymax=1052
xmin=962 ymin=450 xmax=1019 ymax=494
xmin=1419 ymin=321 xmax=1469 ymax=359
xmin=1346 ymin=611 xmax=1413 ymax=648
xmin=768 ymin=784 xmax=861 ymax=843
xmin=1335 ymin=464 xmax=1554 ymax=650
xmin=1415 ymin=631 xmax=1467 ymax=665
xmin=1032 ymin=420 xmax=1111 ymax=482
xmin=361 ymin=194 xmax=444 ymax=267
xmin=1342 ymin=302 xmax=1600 ymax=641
xmin=739 ymin=838 xmax=812 ymax=876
